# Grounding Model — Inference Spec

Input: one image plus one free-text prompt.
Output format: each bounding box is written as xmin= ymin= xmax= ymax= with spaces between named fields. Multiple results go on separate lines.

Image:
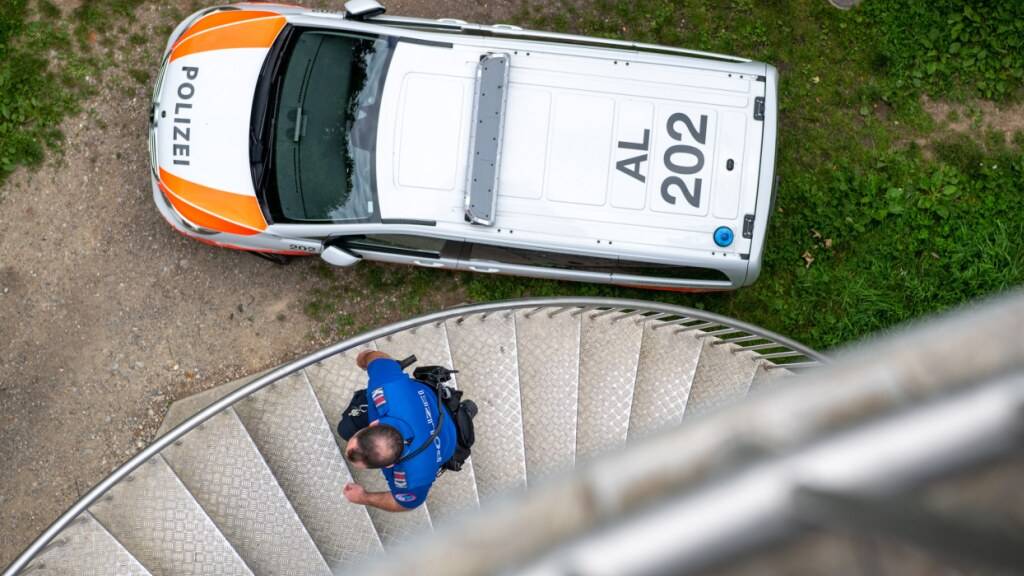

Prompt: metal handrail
xmin=507 ymin=375 xmax=1024 ymax=576
xmin=3 ymin=297 xmax=823 ymax=576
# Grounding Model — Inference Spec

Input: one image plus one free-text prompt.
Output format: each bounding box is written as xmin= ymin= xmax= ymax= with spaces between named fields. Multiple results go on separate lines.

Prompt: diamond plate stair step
xmin=24 ymin=512 xmax=152 ymax=576
xmin=156 ymin=368 xmax=274 ymax=437
xmin=627 ymin=322 xmax=704 ymax=441
xmin=684 ymin=340 xmax=761 ymax=420
xmin=89 ymin=455 xmax=254 ymax=576
xmin=575 ymin=311 xmax=644 ymax=461
xmin=514 ymin=309 xmax=581 ymax=483
xmin=160 ymin=410 xmax=332 ymax=576
xmin=749 ymin=363 xmax=794 ymax=395
xmin=304 ymin=345 xmax=433 ymax=547
xmin=444 ymin=313 xmax=526 ymax=499
xmin=374 ymin=323 xmax=481 ymax=524
xmin=233 ymin=371 xmax=383 ymax=570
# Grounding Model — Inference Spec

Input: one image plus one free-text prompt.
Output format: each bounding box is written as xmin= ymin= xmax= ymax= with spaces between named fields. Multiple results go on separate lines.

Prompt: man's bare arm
xmin=344 ymin=482 xmax=409 ymax=512
xmin=360 ymin=490 xmax=410 ymax=513
xmin=356 ymin=350 xmax=392 ymax=370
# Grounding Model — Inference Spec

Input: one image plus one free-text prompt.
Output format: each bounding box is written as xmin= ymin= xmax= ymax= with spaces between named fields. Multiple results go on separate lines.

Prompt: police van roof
xmin=374 ymin=38 xmax=773 ymax=262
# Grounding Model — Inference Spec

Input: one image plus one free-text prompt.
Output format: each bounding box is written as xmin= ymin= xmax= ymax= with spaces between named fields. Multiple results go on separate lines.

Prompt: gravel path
xmin=0 ymin=0 xmax=514 ymax=568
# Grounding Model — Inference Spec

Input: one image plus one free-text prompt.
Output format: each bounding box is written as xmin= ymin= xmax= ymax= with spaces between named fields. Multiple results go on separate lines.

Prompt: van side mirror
xmin=321 ymin=245 xmax=361 ymax=267
xmin=344 ymin=0 xmax=385 ymax=20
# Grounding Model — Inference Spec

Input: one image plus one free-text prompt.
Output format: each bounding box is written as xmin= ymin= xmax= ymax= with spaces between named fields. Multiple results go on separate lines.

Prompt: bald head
xmin=345 ymin=424 xmax=404 ymax=469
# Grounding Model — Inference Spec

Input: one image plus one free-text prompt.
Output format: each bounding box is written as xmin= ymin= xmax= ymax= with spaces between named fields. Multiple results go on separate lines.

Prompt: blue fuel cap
xmin=714 ymin=226 xmax=734 ymax=247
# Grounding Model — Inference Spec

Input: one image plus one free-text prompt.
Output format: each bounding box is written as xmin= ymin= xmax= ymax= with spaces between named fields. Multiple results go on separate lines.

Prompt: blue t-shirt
xmin=365 ymin=358 xmax=456 ymax=508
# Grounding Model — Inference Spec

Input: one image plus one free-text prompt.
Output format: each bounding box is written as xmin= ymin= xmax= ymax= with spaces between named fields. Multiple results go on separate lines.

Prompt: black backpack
xmin=439 ymin=390 xmax=476 ymax=473
xmin=396 ymin=359 xmax=477 ymax=473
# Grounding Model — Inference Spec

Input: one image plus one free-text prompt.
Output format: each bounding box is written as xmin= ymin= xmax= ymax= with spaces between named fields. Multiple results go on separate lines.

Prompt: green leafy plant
xmin=857 ymin=1 xmax=1024 ymax=101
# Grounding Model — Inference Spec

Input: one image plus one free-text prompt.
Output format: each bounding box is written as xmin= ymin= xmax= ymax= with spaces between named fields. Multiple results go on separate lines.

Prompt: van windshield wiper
xmin=250 ymin=26 xmax=293 ymax=193
xmin=250 ymin=94 xmax=278 ymax=196
xmin=253 ymin=87 xmax=280 ymax=194
xmin=288 ymin=41 xmax=320 ymax=148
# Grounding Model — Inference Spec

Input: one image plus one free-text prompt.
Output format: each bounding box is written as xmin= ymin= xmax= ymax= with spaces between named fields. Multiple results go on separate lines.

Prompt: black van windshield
xmin=265 ymin=30 xmax=392 ymax=223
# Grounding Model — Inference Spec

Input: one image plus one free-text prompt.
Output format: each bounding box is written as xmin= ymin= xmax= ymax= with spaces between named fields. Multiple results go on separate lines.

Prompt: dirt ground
xmin=0 ymin=0 xmax=514 ymax=568
xmin=921 ymin=95 xmax=1024 ymax=143
xmin=911 ymin=95 xmax=1024 ymax=159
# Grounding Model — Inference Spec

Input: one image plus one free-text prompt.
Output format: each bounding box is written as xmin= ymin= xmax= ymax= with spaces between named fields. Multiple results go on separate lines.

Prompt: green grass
xmin=859 ymin=0 xmax=1024 ymax=101
xmin=305 ymin=261 xmax=467 ymax=342
xmin=0 ymin=0 xmax=144 ymax=188
xmin=450 ymin=0 xmax=1024 ymax=351
xmin=128 ymin=66 xmax=150 ymax=85
xmin=0 ymin=0 xmax=74 ymax=182
xmin=71 ymin=0 xmax=145 ymax=47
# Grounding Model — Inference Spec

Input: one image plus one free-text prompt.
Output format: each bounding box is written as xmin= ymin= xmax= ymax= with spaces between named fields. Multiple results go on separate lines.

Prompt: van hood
xmin=152 ymin=10 xmax=286 ymax=234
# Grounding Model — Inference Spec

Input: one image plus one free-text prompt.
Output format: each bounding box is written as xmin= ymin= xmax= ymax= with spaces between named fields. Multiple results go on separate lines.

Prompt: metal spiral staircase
xmin=5 ymin=298 xmax=823 ymax=575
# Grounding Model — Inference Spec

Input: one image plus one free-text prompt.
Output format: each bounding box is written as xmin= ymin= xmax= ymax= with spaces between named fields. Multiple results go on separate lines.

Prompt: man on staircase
xmin=338 ymin=350 xmax=463 ymax=512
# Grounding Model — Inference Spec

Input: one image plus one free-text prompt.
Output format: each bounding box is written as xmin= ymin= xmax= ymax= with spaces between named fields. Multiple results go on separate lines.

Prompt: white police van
xmin=150 ymin=0 xmax=779 ymax=291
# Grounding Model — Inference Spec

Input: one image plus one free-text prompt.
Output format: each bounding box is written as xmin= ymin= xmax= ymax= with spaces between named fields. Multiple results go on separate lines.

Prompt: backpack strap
xmin=396 ymin=383 xmax=445 ymax=465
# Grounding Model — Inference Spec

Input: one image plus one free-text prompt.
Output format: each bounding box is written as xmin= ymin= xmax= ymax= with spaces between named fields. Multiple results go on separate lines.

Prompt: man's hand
xmin=356 ymin=350 xmax=391 ymax=370
xmin=343 ymin=482 xmax=367 ymax=505
xmin=343 ymin=482 xmax=412 ymax=512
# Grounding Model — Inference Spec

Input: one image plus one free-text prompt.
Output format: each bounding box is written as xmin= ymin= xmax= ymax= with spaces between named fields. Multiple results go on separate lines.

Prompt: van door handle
xmin=413 ymin=260 xmax=445 ymax=268
xmin=469 ymin=266 xmax=500 ymax=274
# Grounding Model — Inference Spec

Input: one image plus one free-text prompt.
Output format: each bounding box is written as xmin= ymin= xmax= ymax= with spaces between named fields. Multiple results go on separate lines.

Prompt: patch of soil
xmin=920 ymin=95 xmax=1024 ymax=146
xmin=0 ymin=0 xmax=511 ymax=569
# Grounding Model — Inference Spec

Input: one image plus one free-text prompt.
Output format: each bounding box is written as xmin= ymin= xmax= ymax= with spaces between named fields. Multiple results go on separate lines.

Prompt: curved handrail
xmin=4 ymin=297 xmax=823 ymax=576
xmin=357 ymin=290 xmax=1024 ymax=576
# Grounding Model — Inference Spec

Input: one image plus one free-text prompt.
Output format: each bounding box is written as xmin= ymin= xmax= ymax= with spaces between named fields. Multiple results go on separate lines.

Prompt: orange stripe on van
xmin=161 ymin=184 xmax=261 ymax=236
xmin=159 ymin=168 xmax=267 ymax=235
xmin=170 ymin=15 xmax=286 ymax=62
xmin=173 ymin=10 xmax=281 ymax=50
xmin=163 ymin=220 xmax=310 ymax=255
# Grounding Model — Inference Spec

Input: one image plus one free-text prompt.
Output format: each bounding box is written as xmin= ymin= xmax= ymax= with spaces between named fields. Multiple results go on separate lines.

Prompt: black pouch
xmin=443 ymin=397 xmax=477 ymax=472
xmin=337 ymin=389 xmax=369 ymax=440
xmin=440 ymin=386 xmax=462 ymax=415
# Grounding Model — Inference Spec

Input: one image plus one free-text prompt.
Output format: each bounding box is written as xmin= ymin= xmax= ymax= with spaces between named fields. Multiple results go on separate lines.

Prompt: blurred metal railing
xmin=4 ymin=297 xmax=823 ymax=576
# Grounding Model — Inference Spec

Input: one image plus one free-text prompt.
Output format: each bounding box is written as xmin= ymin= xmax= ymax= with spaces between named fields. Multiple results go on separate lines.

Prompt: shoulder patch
xmin=393 ymin=470 xmax=407 ymax=488
xmin=371 ymin=387 xmax=387 ymax=408
xmin=394 ymin=493 xmax=416 ymax=503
